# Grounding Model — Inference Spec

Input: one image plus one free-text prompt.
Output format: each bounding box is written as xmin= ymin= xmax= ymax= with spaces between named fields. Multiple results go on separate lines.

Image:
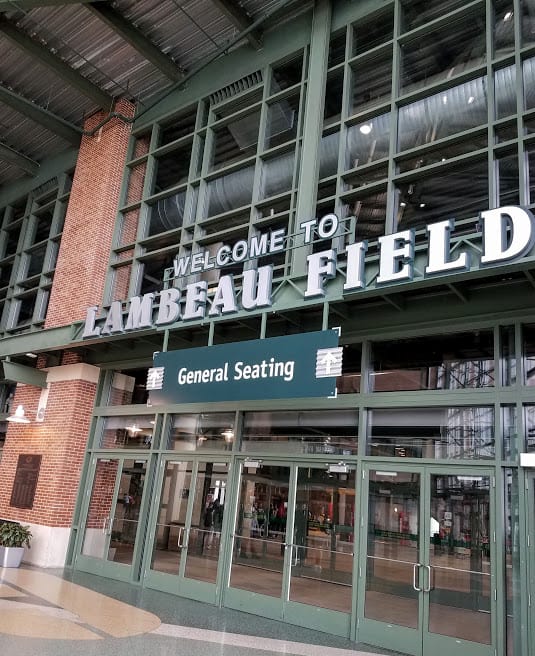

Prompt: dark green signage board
xmin=148 ymin=330 xmax=341 ymax=404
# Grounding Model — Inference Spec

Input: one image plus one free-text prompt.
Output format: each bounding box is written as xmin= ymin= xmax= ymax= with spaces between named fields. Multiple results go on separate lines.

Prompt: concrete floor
xmin=0 ymin=565 xmax=402 ymax=656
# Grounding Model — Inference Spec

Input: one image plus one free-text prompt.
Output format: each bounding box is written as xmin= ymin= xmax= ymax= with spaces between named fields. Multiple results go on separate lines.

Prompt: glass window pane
xmin=271 ymin=52 xmax=304 ymax=94
xmin=148 ymin=191 xmax=186 ymax=236
xmin=159 ymin=107 xmax=197 ymax=146
xmin=524 ymin=57 xmax=535 ymax=110
xmin=523 ymin=323 xmax=535 ymax=384
xmin=99 ymin=416 xmax=154 ymax=448
xmin=525 ymin=405 xmax=535 ymax=451
xmin=494 ymin=0 xmax=515 ymax=56
xmin=107 ymin=369 xmax=149 ymax=406
xmin=370 ymin=330 xmax=495 ymax=391
xmin=346 ymin=114 xmax=390 ymax=170
xmin=495 ymin=65 xmax=517 ymax=119
xmin=401 ymin=16 xmax=486 ymax=94
xmin=498 ymin=151 xmax=520 ymax=206
xmin=401 ymin=0 xmax=467 ymax=32
xmin=367 ymin=406 xmax=495 ymax=459
xmin=319 ymin=130 xmax=340 ymax=179
xmin=260 ymin=151 xmax=295 ymax=199
xmin=353 ymin=9 xmax=394 ymax=55
xmin=505 ymin=469 xmax=521 ymax=656
xmin=212 ymin=111 xmax=260 ymax=171
xmin=398 ymin=77 xmax=488 ymax=152
xmin=206 ymin=166 xmax=255 ymax=216
xmin=324 ymin=70 xmax=344 ymax=125
xmin=350 ymin=50 xmax=392 ymax=115
xmin=501 ymin=325 xmax=516 ymax=386
xmin=26 ymin=245 xmax=47 ymax=277
xmin=328 ymin=30 xmax=346 ymax=68
xmin=397 ymin=136 xmax=488 ymax=173
xmin=125 ymin=162 xmax=147 ymax=205
xmin=522 ymin=0 xmax=535 ymax=47
xmin=502 ymin=405 xmax=518 ymax=460
xmin=396 ymin=159 xmax=488 ymax=231
xmin=241 ymin=409 xmax=358 ymax=455
xmin=265 ymin=94 xmax=299 ymax=149
xmin=154 ymin=143 xmax=192 ymax=192
xmin=167 ymin=413 xmax=236 ymax=450
xmin=343 ymin=190 xmax=387 ymax=241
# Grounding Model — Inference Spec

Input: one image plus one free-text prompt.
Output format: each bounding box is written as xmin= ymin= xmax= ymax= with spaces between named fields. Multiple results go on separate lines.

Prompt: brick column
xmin=0 ymin=360 xmax=99 ymax=566
xmin=45 ymin=98 xmax=135 ymax=328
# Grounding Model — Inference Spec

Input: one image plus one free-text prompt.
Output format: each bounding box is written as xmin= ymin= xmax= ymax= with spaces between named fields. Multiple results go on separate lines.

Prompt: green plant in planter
xmin=0 ymin=522 xmax=32 ymax=548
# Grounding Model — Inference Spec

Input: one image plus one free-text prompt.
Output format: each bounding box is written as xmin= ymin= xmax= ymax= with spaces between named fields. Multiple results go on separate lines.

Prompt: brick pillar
xmin=0 ymin=363 xmax=99 ymax=566
xmin=45 ymin=98 xmax=135 ymax=328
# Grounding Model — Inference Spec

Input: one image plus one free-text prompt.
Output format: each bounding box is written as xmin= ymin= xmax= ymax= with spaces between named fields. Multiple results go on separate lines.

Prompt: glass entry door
xmin=143 ymin=458 xmax=230 ymax=604
xmin=224 ymin=460 xmax=356 ymax=636
xmin=358 ymin=466 xmax=495 ymax=656
xmin=76 ymin=456 xmax=148 ymax=581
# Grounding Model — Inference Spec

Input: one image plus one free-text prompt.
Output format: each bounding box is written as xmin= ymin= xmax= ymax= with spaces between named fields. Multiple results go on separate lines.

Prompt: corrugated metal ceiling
xmin=0 ymin=0 xmax=304 ymax=191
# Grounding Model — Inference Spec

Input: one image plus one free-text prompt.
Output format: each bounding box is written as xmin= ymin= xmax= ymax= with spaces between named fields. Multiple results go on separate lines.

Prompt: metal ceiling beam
xmin=0 ymin=141 xmax=39 ymax=175
xmin=0 ymin=16 xmax=112 ymax=108
xmin=210 ymin=0 xmax=262 ymax=50
xmin=0 ymin=0 xmax=107 ymax=9
xmin=0 ymin=83 xmax=81 ymax=143
xmin=87 ymin=2 xmax=183 ymax=82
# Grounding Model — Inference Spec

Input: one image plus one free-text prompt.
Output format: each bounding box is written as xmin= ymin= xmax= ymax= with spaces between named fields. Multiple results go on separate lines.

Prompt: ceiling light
xmin=442 ymin=95 xmax=448 ymax=105
xmin=503 ymin=11 xmax=513 ymax=21
xmin=359 ymin=124 xmax=372 ymax=135
xmin=25 ymin=352 xmax=38 ymax=358
xmin=126 ymin=423 xmax=141 ymax=434
xmin=222 ymin=429 xmax=235 ymax=443
xmin=419 ymin=202 xmax=426 ymax=208
xmin=468 ymin=96 xmax=475 ymax=104
xmin=400 ymin=201 xmax=407 ymax=207
xmin=7 ymin=405 xmax=30 ymax=424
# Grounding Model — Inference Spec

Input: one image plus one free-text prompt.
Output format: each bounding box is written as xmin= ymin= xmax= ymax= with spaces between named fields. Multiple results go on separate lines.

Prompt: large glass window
xmin=99 ymin=416 xmax=155 ymax=449
xmin=241 ymin=409 xmax=358 ymax=455
xmin=370 ymin=330 xmax=495 ymax=392
xmin=367 ymin=406 xmax=495 ymax=459
xmin=167 ymin=412 xmax=236 ymax=451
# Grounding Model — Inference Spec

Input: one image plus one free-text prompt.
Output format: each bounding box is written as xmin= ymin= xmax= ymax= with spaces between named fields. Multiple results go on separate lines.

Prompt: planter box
xmin=0 ymin=545 xmax=25 ymax=568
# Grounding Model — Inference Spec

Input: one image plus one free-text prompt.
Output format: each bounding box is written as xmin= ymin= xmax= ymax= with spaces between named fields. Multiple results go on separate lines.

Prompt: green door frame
xmin=74 ymin=454 xmax=151 ymax=583
xmin=357 ymin=462 xmax=497 ymax=656
xmin=222 ymin=457 xmax=356 ymax=637
xmin=142 ymin=455 xmax=233 ymax=605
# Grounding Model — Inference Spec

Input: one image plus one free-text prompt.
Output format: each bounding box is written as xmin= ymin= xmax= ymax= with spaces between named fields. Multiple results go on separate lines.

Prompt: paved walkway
xmin=0 ymin=565 xmax=402 ymax=656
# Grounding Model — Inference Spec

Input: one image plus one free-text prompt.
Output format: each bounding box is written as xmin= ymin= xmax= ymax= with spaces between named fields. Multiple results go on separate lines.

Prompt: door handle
xmin=424 ymin=565 xmax=433 ymax=592
xmin=177 ymin=527 xmax=184 ymax=549
xmin=291 ymin=545 xmax=299 ymax=567
xmin=413 ymin=563 xmax=422 ymax=591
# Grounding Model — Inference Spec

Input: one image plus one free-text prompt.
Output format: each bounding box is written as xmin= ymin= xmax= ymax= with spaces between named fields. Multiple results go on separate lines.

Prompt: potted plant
xmin=0 ymin=521 xmax=32 ymax=568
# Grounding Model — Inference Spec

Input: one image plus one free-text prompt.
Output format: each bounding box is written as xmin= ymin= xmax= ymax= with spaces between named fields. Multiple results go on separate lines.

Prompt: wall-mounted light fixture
xmin=6 ymin=405 xmax=30 ymax=424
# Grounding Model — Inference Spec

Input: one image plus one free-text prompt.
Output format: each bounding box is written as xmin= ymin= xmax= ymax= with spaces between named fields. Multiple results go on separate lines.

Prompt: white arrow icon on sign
xmin=321 ymin=351 xmax=338 ymax=374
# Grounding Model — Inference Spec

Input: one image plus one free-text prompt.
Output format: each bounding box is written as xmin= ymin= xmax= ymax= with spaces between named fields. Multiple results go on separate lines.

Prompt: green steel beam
xmin=210 ymin=0 xmax=263 ymax=50
xmin=0 ymin=16 xmax=112 ymax=108
xmin=0 ymin=82 xmax=82 ymax=143
xmin=0 ymin=141 xmax=39 ymax=175
xmin=87 ymin=2 xmax=183 ymax=82
xmin=0 ymin=0 xmax=107 ymax=9
xmin=1 ymin=360 xmax=47 ymax=387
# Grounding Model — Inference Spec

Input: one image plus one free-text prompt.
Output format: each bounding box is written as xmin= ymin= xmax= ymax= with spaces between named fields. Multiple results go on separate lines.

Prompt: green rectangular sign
xmin=148 ymin=330 xmax=340 ymax=404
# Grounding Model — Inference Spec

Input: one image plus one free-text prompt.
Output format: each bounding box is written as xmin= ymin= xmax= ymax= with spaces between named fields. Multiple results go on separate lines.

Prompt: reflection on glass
xmin=343 ymin=190 xmax=387 ymax=241
xmin=401 ymin=15 xmax=485 ymax=94
xmin=346 ymin=114 xmax=390 ymax=169
xmin=260 ymin=151 xmax=295 ymax=199
xmin=184 ymin=463 xmax=228 ymax=583
xmin=370 ymin=331 xmax=495 ymax=391
xmin=151 ymin=461 xmax=192 ymax=574
xmin=401 ymin=0 xmax=467 ymax=33
xmin=501 ymin=325 xmax=516 ymax=387
xmin=168 ymin=413 xmax=235 ymax=451
xmin=206 ymin=166 xmax=255 ymax=216
xmin=319 ymin=131 xmax=340 ymax=179
xmin=353 ymin=8 xmax=393 ymax=55
xmin=265 ymin=94 xmax=299 ymax=148
xmin=502 ymin=405 xmax=517 ymax=460
xmin=523 ymin=0 xmax=535 ymax=47
xmin=494 ymin=0 xmax=515 ymax=56
xmin=107 ymin=369 xmax=149 ymax=406
xmin=271 ymin=52 xmax=303 ymax=94
xmin=82 ymin=458 xmax=147 ymax=566
xmin=211 ymin=111 xmax=260 ymax=171
xmin=289 ymin=468 xmax=355 ymax=613
xmin=148 ymin=192 xmax=185 ymax=236
xmin=505 ymin=468 xmax=520 ymax=655
xmin=524 ymin=405 xmax=535 ymax=452
xmin=398 ymin=77 xmax=487 ymax=153
xmin=154 ymin=143 xmax=192 ymax=192
xmin=367 ymin=407 xmax=495 ymax=460
xmin=428 ymin=474 xmax=491 ymax=644
xmin=99 ymin=415 xmax=154 ymax=448
xmin=498 ymin=151 xmax=520 ymax=206
xmin=241 ymin=410 xmax=358 ymax=455
xmin=495 ymin=65 xmax=516 ymax=120
xmin=396 ymin=160 xmax=488 ymax=230
xmin=364 ymin=470 xmax=420 ymax=628
xmin=230 ymin=464 xmax=290 ymax=596
xmin=524 ymin=57 xmax=535 ymax=110
xmin=350 ymin=51 xmax=392 ymax=115
xmin=522 ymin=323 xmax=535 ymax=385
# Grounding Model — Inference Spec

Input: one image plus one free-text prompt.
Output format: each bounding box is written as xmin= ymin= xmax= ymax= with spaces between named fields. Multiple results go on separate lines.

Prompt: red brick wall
xmin=0 ymin=375 xmax=97 ymax=527
xmin=45 ymin=98 xmax=135 ymax=328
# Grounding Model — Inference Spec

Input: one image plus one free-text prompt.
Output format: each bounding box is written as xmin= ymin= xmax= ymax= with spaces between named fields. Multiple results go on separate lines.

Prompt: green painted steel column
xmin=292 ymin=0 xmax=332 ymax=276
